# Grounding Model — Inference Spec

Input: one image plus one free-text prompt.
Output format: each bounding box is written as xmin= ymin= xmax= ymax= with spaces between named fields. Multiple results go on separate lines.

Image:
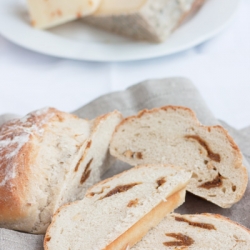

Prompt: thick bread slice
xmin=44 ymin=165 xmax=192 ymax=250
xmin=133 ymin=213 xmax=250 ymax=249
xmin=0 ymin=107 xmax=122 ymax=233
xmin=84 ymin=0 xmax=204 ymax=42
xmin=110 ymin=106 xmax=248 ymax=208
xmin=27 ymin=0 xmax=101 ymax=29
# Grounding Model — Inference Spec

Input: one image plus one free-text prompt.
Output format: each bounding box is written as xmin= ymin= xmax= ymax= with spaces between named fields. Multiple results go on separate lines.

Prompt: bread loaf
xmin=133 ymin=213 xmax=250 ymax=249
xmin=44 ymin=164 xmax=192 ymax=250
xmin=84 ymin=0 xmax=204 ymax=42
xmin=110 ymin=106 xmax=248 ymax=208
xmin=0 ymin=107 xmax=122 ymax=233
xmin=27 ymin=0 xmax=101 ymax=29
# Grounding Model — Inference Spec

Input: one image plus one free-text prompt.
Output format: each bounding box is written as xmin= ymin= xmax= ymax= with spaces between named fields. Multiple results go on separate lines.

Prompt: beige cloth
xmin=0 ymin=78 xmax=249 ymax=250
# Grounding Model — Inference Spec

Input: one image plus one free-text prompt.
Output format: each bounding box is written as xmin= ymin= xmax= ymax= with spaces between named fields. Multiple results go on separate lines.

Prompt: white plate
xmin=0 ymin=0 xmax=241 ymax=62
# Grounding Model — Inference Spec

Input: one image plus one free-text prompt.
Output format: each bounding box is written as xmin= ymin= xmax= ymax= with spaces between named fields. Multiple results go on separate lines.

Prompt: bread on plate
xmin=84 ymin=0 xmax=205 ymax=42
xmin=27 ymin=0 xmax=101 ymax=29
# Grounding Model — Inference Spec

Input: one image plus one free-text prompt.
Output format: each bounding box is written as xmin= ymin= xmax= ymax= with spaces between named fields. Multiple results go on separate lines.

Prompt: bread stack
xmin=0 ymin=107 xmax=122 ymax=233
xmin=26 ymin=0 xmax=205 ymax=42
xmin=0 ymin=105 xmax=249 ymax=249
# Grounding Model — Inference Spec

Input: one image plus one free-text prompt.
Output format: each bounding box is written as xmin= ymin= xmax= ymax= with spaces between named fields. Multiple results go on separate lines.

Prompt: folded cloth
xmin=0 ymin=78 xmax=249 ymax=250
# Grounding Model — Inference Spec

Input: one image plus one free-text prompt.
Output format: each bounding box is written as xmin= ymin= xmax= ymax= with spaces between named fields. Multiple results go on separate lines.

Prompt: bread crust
xmin=0 ymin=108 xmax=85 ymax=226
xmin=110 ymin=105 xmax=248 ymax=207
xmin=0 ymin=108 xmax=61 ymax=222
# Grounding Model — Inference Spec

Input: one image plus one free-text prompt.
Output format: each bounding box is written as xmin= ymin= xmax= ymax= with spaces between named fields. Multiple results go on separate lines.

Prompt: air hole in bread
xmin=208 ymin=194 xmax=216 ymax=197
xmin=100 ymin=183 xmax=141 ymax=200
xmin=232 ymin=185 xmax=237 ymax=192
xmin=123 ymin=150 xmax=134 ymax=158
xmin=204 ymin=160 xmax=208 ymax=165
xmin=123 ymin=150 xmax=143 ymax=159
xmin=80 ymin=158 xmax=93 ymax=184
xmin=222 ymin=187 xmax=226 ymax=193
xmin=164 ymin=233 xmax=194 ymax=247
xmin=192 ymin=173 xmax=198 ymax=179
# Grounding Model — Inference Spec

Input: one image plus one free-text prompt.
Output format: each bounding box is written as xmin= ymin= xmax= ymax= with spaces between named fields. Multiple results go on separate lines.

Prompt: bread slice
xmin=133 ymin=213 xmax=250 ymax=249
xmin=27 ymin=0 xmax=101 ymax=29
xmin=110 ymin=106 xmax=248 ymax=208
xmin=0 ymin=107 xmax=122 ymax=233
xmin=44 ymin=164 xmax=192 ymax=250
xmin=84 ymin=0 xmax=204 ymax=42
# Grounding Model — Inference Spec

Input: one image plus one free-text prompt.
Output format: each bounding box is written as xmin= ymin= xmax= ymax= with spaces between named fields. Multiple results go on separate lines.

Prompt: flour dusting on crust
xmin=0 ymin=107 xmax=55 ymax=186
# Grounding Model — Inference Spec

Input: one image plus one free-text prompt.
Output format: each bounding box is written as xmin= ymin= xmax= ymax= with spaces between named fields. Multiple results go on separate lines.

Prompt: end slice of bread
xmin=0 ymin=108 xmax=122 ymax=233
xmin=110 ymin=106 xmax=248 ymax=208
xmin=133 ymin=213 xmax=250 ymax=249
xmin=44 ymin=164 xmax=192 ymax=250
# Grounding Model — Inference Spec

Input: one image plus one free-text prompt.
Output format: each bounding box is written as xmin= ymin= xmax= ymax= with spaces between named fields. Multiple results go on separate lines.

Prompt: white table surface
xmin=0 ymin=0 xmax=249 ymax=130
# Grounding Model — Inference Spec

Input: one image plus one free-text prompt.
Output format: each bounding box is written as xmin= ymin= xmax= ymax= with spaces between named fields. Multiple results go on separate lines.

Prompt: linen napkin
xmin=0 ymin=77 xmax=249 ymax=250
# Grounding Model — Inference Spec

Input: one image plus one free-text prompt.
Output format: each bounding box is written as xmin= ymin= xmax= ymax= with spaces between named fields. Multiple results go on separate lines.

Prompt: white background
xmin=0 ymin=0 xmax=249 ymax=130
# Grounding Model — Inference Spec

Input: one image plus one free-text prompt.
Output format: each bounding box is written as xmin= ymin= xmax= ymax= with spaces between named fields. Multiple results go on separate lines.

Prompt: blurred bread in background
xmin=84 ymin=0 xmax=205 ymax=42
xmin=27 ymin=0 xmax=205 ymax=43
xmin=27 ymin=0 xmax=101 ymax=29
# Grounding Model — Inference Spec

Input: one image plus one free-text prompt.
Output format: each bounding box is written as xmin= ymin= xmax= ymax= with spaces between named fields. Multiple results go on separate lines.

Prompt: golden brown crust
xmin=104 ymin=189 xmax=185 ymax=250
xmin=0 ymin=107 xmax=79 ymax=223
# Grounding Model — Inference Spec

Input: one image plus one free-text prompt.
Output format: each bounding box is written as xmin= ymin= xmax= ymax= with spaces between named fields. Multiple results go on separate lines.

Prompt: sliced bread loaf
xmin=44 ymin=164 xmax=192 ymax=250
xmin=0 ymin=108 xmax=122 ymax=233
xmin=133 ymin=213 xmax=250 ymax=249
xmin=110 ymin=106 xmax=248 ymax=208
xmin=84 ymin=0 xmax=204 ymax=42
